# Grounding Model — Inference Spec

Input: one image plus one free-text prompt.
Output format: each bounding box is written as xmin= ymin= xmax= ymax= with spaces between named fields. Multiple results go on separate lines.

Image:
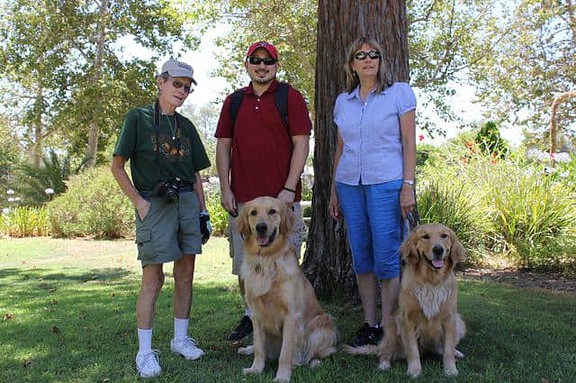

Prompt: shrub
xmin=0 ymin=206 xmax=50 ymax=237
xmin=48 ymin=166 xmax=133 ymax=238
xmin=204 ymin=187 xmax=228 ymax=236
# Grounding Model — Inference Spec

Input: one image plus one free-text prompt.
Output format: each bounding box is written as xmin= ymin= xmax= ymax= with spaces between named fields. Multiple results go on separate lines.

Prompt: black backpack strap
xmin=229 ymin=89 xmax=245 ymax=126
xmin=274 ymin=82 xmax=290 ymax=128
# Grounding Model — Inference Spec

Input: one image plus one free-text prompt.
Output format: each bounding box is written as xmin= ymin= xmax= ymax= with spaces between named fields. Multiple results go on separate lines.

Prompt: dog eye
xmin=250 ymin=210 xmax=257 ymax=216
xmin=268 ymin=209 xmax=277 ymax=215
xmin=422 ymin=234 xmax=430 ymax=239
xmin=440 ymin=233 xmax=448 ymax=238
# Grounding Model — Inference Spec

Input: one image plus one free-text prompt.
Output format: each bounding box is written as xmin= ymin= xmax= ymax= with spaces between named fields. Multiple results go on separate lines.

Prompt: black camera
xmin=151 ymin=178 xmax=180 ymax=203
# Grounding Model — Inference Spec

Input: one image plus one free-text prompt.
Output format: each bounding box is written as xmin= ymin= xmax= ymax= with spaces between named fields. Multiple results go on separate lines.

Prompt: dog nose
xmin=432 ymin=244 xmax=444 ymax=256
xmin=256 ymin=222 xmax=268 ymax=235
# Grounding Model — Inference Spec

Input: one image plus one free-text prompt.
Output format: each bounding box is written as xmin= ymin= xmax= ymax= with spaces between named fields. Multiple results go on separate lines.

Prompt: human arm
xmin=277 ymin=134 xmax=309 ymax=203
xmin=400 ymin=109 xmax=416 ymax=219
xmin=328 ymin=134 xmax=344 ymax=221
xmin=215 ymin=137 xmax=237 ymax=216
xmin=110 ymin=155 xmax=150 ymax=221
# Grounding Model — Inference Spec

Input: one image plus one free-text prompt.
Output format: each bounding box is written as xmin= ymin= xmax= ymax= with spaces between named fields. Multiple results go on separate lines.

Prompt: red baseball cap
xmin=246 ymin=41 xmax=279 ymax=60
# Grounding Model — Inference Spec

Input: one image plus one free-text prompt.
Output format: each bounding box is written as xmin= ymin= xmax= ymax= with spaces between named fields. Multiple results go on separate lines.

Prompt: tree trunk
xmin=548 ymin=90 xmax=576 ymax=167
xmin=84 ymin=0 xmax=108 ymax=168
xmin=302 ymin=0 xmax=409 ymax=300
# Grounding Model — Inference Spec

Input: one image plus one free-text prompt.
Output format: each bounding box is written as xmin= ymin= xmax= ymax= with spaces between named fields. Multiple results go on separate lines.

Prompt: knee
xmin=143 ymin=273 xmax=164 ymax=293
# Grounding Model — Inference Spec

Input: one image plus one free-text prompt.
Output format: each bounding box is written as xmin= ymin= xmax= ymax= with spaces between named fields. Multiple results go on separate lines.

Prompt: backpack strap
xmin=229 ymin=88 xmax=245 ymax=126
xmin=228 ymin=82 xmax=291 ymax=129
xmin=274 ymin=82 xmax=290 ymax=127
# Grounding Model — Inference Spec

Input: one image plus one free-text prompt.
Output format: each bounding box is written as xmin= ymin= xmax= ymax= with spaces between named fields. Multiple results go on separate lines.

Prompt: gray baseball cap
xmin=160 ymin=58 xmax=197 ymax=85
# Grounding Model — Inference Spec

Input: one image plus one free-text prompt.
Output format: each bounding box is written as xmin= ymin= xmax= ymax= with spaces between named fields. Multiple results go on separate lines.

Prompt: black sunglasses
xmin=354 ymin=50 xmax=381 ymax=60
xmin=247 ymin=56 xmax=277 ymax=66
xmin=169 ymin=78 xmax=193 ymax=94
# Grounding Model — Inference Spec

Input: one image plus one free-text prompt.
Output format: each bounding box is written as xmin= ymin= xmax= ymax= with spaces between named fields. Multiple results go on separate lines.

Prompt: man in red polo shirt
xmin=215 ymin=41 xmax=312 ymax=341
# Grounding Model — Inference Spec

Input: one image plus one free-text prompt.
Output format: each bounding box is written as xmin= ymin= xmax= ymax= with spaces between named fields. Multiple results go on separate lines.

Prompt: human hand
xmin=328 ymin=192 xmax=342 ymax=221
xmin=199 ymin=211 xmax=211 ymax=244
xmin=220 ymin=189 xmax=238 ymax=217
xmin=136 ymin=198 xmax=150 ymax=221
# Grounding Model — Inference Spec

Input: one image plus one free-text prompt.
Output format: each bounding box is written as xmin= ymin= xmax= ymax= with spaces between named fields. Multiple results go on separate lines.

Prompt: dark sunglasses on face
xmin=169 ymin=78 xmax=193 ymax=94
xmin=354 ymin=50 xmax=381 ymax=60
xmin=247 ymin=56 xmax=277 ymax=65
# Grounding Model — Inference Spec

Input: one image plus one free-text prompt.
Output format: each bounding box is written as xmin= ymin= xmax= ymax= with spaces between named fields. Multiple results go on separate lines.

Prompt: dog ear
xmin=448 ymin=227 xmax=466 ymax=264
xmin=400 ymin=230 xmax=420 ymax=264
xmin=279 ymin=203 xmax=296 ymax=235
xmin=236 ymin=203 xmax=252 ymax=238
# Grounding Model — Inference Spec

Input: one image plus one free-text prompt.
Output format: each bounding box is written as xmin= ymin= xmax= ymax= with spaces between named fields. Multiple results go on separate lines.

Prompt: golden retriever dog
xmin=236 ymin=196 xmax=338 ymax=382
xmin=345 ymin=223 xmax=466 ymax=378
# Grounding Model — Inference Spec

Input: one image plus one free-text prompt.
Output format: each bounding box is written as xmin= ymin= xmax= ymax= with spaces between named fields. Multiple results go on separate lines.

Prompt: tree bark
xmin=303 ymin=0 xmax=409 ymax=300
xmin=84 ymin=0 xmax=108 ymax=168
xmin=549 ymin=90 xmax=576 ymax=166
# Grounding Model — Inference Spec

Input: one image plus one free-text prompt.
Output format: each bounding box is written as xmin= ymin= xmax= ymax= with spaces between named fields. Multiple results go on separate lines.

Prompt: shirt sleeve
xmin=113 ymin=108 xmax=139 ymax=159
xmin=395 ymin=82 xmax=417 ymax=116
xmin=287 ymin=87 xmax=312 ymax=136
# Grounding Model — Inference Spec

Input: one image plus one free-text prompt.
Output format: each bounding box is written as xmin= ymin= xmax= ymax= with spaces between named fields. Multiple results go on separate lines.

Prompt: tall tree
xmin=302 ymin=0 xmax=410 ymax=299
xmin=471 ymin=0 xmax=576 ymax=144
xmin=0 ymin=0 xmax=199 ymax=168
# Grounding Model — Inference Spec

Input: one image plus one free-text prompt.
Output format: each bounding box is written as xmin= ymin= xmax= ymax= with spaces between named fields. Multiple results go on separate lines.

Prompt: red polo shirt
xmin=215 ymin=80 xmax=312 ymax=203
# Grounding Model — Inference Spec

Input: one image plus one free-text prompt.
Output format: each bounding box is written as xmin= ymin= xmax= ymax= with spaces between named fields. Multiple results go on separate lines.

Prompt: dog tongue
xmin=432 ymin=259 xmax=444 ymax=268
xmin=258 ymin=237 xmax=269 ymax=246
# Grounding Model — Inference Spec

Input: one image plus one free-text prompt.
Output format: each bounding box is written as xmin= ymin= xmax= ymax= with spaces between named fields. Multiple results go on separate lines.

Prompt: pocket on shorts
xmin=136 ymin=227 xmax=155 ymax=261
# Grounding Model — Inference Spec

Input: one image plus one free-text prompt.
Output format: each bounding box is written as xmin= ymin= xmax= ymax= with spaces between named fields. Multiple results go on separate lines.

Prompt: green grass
xmin=1 ymin=237 xmax=575 ymax=383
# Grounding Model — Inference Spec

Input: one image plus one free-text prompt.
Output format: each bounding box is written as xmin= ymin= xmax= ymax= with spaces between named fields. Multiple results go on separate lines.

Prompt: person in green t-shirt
xmin=111 ymin=58 xmax=211 ymax=378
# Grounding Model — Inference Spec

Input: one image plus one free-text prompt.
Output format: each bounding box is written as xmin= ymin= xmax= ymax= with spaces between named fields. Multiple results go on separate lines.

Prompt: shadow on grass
xmin=1 ymin=268 xmax=576 ymax=383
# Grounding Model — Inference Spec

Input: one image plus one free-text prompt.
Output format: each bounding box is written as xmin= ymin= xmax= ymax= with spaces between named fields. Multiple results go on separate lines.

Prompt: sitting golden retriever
xmin=236 ymin=196 xmax=338 ymax=382
xmin=345 ymin=223 xmax=466 ymax=378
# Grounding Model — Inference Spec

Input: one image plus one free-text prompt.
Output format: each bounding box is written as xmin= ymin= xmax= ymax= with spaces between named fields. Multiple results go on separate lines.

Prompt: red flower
xmin=418 ymin=134 xmax=425 ymax=141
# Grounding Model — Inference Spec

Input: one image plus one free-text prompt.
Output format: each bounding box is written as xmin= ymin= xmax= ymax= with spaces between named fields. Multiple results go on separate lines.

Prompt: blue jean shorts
xmin=336 ymin=180 xmax=403 ymax=280
xmin=134 ymin=190 xmax=202 ymax=266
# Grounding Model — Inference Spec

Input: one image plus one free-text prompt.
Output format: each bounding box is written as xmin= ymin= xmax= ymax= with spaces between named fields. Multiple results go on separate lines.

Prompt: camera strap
xmin=153 ymin=99 xmax=180 ymax=181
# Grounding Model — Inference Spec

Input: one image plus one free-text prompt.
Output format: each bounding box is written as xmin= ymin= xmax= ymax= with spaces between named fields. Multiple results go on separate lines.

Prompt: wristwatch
xmin=403 ymin=179 xmax=414 ymax=186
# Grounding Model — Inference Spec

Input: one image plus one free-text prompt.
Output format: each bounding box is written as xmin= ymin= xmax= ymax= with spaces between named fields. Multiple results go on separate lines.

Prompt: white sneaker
xmin=135 ymin=349 xmax=161 ymax=378
xmin=170 ymin=337 xmax=205 ymax=360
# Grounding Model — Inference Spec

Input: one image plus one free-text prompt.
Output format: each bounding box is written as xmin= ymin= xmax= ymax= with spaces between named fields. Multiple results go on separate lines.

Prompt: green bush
xmin=204 ymin=187 xmax=228 ymax=236
xmin=0 ymin=206 xmax=50 ymax=237
xmin=418 ymin=140 xmax=576 ymax=271
xmin=47 ymin=166 xmax=133 ymax=238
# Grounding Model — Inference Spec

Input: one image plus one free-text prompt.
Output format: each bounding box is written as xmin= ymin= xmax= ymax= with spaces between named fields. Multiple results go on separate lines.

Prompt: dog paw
xmin=242 ymin=366 xmax=263 ymax=375
xmin=273 ymin=372 xmax=291 ymax=382
xmin=444 ymin=366 xmax=459 ymax=377
xmin=309 ymin=358 xmax=321 ymax=369
xmin=238 ymin=345 xmax=254 ymax=355
xmin=407 ymin=365 xmax=422 ymax=378
xmin=455 ymin=349 xmax=465 ymax=359
xmin=377 ymin=360 xmax=391 ymax=371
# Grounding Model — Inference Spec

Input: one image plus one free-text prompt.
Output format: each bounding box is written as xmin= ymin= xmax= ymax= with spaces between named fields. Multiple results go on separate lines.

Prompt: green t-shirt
xmin=113 ymin=104 xmax=211 ymax=191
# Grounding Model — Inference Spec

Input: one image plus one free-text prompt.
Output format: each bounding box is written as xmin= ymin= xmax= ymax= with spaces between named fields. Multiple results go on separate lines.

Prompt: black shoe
xmin=347 ymin=323 xmax=383 ymax=347
xmin=227 ymin=315 xmax=253 ymax=341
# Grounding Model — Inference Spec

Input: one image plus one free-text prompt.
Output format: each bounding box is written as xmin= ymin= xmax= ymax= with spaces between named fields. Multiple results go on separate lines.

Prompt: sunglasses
xmin=169 ymin=78 xmax=193 ymax=94
xmin=353 ymin=50 xmax=381 ymax=60
xmin=247 ymin=56 xmax=277 ymax=65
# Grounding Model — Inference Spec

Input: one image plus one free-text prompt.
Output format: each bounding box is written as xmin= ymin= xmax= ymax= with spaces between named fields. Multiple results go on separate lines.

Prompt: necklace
xmin=165 ymin=114 xmax=176 ymax=141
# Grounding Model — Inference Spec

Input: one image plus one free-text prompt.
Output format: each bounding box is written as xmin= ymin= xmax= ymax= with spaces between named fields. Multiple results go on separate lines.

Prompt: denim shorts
xmin=134 ymin=190 xmax=202 ymax=266
xmin=227 ymin=202 xmax=305 ymax=275
xmin=336 ymin=180 xmax=403 ymax=280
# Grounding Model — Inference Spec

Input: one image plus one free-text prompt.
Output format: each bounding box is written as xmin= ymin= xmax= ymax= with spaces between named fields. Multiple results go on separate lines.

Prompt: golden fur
xmin=236 ymin=196 xmax=338 ymax=382
xmin=345 ymin=223 xmax=466 ymax=378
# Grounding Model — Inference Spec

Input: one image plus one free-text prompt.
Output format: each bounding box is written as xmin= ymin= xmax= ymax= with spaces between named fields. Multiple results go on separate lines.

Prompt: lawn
xmin=1 ymin=237 xmax=575 ymax=383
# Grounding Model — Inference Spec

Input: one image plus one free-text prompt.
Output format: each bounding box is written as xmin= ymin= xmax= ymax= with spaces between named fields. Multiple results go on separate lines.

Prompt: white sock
xmin=174 ymin=317 xmax=189 ymax=340
xmin=137 ymin=328 xmax=153 ymax=353
xmin=244 ymin=309 xmax=252 ymax=318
